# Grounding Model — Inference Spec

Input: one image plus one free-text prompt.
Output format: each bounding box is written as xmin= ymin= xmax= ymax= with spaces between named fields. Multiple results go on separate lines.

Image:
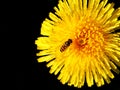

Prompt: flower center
xmin=74 ymin=18 xmax=104 ymax=56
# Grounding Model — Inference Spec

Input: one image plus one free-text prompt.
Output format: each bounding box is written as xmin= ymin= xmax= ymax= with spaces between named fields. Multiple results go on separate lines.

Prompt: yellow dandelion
xmin=35 ymin=0 xmax=120 ymax=88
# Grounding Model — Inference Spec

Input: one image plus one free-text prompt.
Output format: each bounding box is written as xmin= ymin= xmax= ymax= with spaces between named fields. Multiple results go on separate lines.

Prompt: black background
xmin=15 ymin=0 xmax=120 ymax=90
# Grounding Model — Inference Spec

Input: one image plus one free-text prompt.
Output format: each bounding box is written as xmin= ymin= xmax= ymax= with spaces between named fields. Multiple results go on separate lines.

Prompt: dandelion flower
xmin=35 ymin=0 xmax=120 ymax=88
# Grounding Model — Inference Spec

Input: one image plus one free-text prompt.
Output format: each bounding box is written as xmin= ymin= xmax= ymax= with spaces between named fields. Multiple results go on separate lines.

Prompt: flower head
xmin=35 ymin=0 xmax=120 ymax=88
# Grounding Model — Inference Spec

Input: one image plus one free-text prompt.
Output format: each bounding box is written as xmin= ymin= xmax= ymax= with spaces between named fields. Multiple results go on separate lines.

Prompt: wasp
xmin=60 ymin=39 xmax=72 ymax=52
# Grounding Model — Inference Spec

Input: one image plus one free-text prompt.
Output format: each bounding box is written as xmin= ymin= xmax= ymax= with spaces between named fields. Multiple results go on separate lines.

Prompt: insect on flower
xmin=35 ymin=0 xmax=120 ymax=88
xmin=60 ymin=39 xmax=72 ymax=52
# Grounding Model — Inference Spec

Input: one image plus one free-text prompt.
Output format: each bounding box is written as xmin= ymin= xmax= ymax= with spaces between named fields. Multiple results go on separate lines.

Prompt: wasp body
xmin=60 ymin=39 xmax=72 ymax=52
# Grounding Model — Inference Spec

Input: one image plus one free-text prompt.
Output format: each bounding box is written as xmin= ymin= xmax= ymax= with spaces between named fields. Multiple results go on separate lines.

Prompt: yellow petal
xmin=35 ymin=37 xmax=51 ymax=50
xmin=37 ymin=55 xmax=55 ymax=62
xmin=41 ymin=19 xmax=53 ymax=36
xmin=83 ymin=0 xmax=87 ymax=15
xmin=92 ymin=0 xmax=105 ymax=19
xmin=99 ymin=8 xmax=114 ymax=24
xmin=49 ymin=59 xmax=64 ymax=74
xmin=36 ymin=50 xmax=51 ymax=56
xmin=91 ymin=0 xmax=100 ymax=15
xmin=106 ymin=51 xmax=119 ymax=62
xmin=97 ymin=3 xmax=114 ymax=21
xmin=49 ymin=12 xmax=60 ymax=22
xmin=88 ymin=0 xmax=94 ymax=16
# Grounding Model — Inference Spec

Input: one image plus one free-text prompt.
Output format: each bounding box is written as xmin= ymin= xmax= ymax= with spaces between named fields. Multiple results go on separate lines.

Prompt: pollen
xmin=74 ymin=18 xmax=104 ymax=56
